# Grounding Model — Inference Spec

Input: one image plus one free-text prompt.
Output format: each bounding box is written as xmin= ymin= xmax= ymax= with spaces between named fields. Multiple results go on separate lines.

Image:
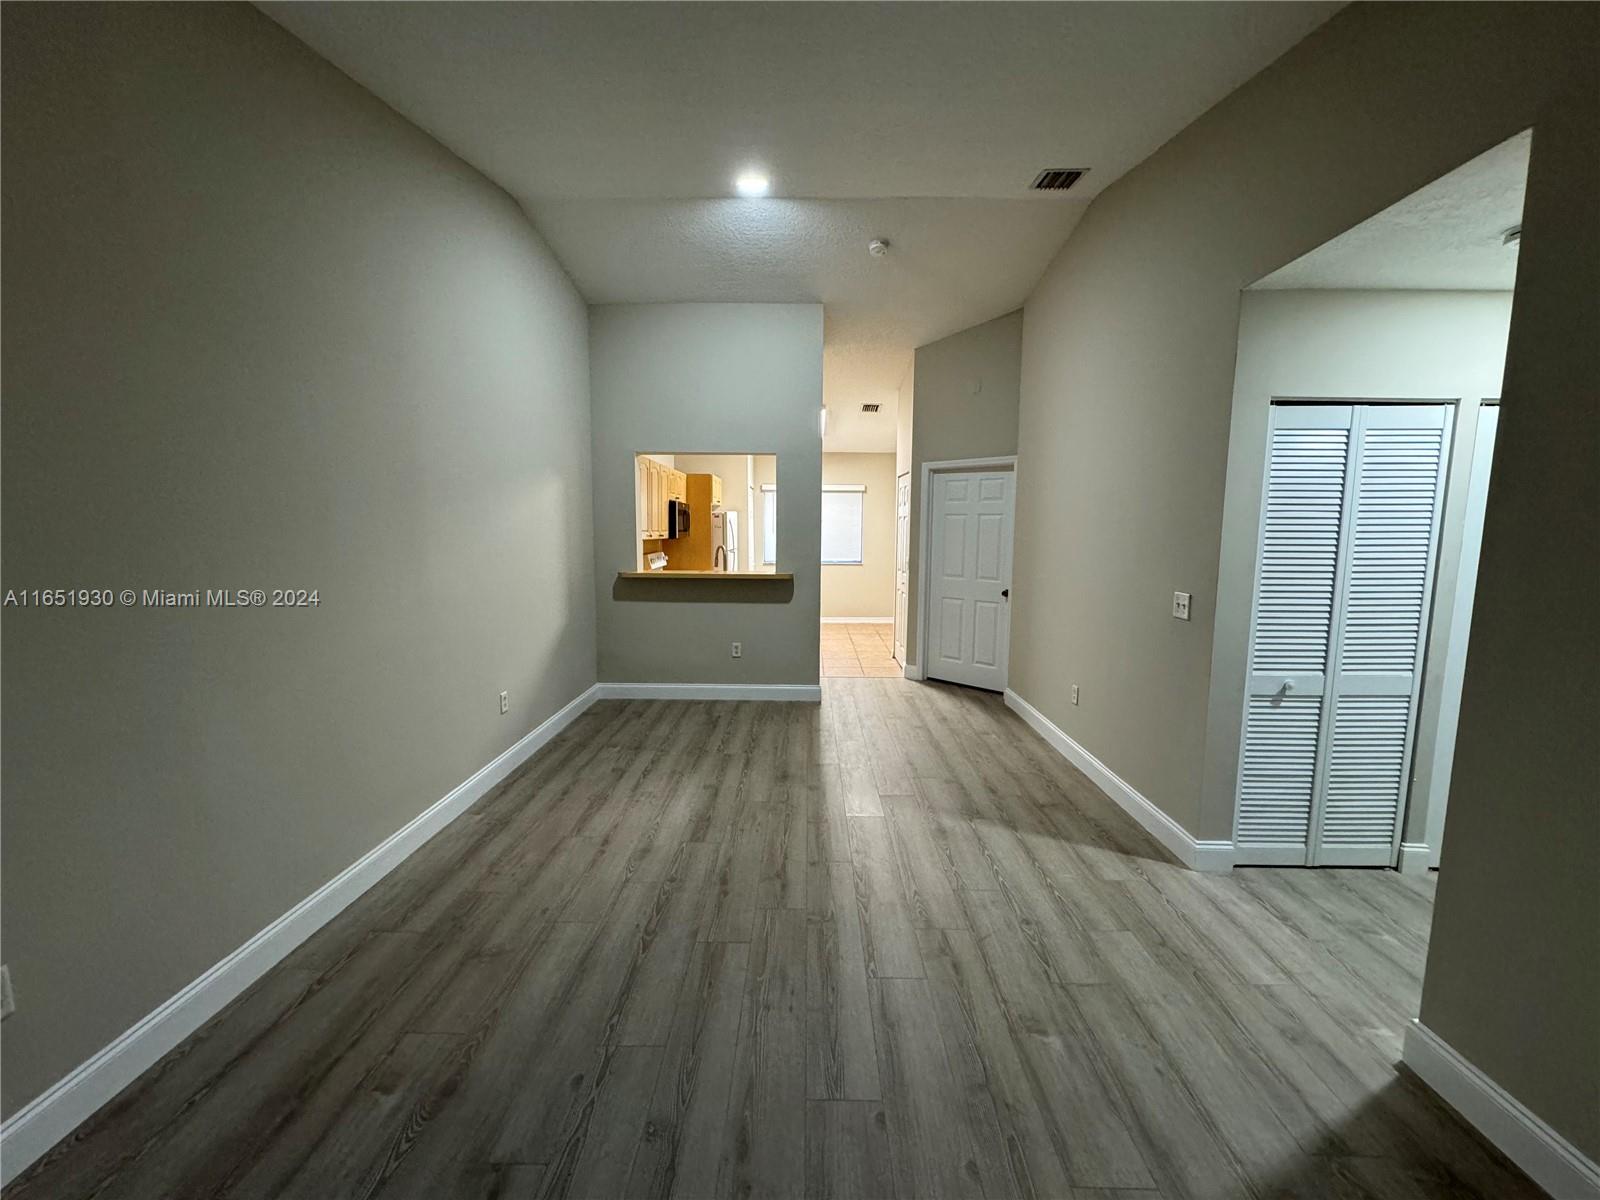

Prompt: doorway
xmin=1213 ymin=129 xmax=1527 ymax=871
xmin=919 ymin=458 xmax=1016 ymax=691
xmin=819 ymin=451 xmax=899 ymax=677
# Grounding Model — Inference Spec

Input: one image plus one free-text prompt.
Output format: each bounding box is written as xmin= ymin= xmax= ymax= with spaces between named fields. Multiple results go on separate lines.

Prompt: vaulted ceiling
xmin=1253 ymin=130 xmax=1529 ymax=292
xmin=262 ymin=1 xmax=1342 ymax=449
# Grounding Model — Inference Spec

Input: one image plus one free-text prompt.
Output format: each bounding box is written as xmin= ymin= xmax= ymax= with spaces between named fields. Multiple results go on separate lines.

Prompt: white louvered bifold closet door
xmin=1235 ymin=403 xmax=1451 ymax=866
xmin=1315 ymin=404 xmax=1452 ymax=865
xmin=1236 ymin=406 xmax=1353 ymax=864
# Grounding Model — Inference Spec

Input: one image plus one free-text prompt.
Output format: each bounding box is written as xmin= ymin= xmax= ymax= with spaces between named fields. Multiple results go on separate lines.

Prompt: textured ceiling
xmin=1254 ymin=130 xmax=1529 ymax=292
xmin=262 ymin=1 xmax=1341 ymax=450
xmin=541 ymin=198 xmax=1084 ymax=449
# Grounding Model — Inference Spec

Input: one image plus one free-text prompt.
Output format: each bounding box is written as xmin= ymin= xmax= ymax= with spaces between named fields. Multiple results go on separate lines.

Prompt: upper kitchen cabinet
xmin=634 ymin=455 xmax=687 ymax=541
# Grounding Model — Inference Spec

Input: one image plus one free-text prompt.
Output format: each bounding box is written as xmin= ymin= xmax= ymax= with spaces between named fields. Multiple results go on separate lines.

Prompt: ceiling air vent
xmin=1030 ymin=168 xmax=1087 ymax=192
xmin=861 ymin=403 xmax=881 ymax=413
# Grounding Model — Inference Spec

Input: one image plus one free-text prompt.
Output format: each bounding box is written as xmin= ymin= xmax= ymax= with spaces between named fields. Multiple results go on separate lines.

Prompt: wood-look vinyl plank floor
xmin=7 ymin=679 xmax=1546 ymax=1200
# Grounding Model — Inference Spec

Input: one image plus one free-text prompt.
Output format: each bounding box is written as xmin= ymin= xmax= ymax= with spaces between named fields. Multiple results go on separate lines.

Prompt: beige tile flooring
xmin=820 ymin=620 xmax=902 ymax=677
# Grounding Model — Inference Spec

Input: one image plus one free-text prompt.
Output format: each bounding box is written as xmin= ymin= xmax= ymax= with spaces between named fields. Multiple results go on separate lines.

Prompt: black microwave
xmin=666 ymin=498 xmax=690 ymax=539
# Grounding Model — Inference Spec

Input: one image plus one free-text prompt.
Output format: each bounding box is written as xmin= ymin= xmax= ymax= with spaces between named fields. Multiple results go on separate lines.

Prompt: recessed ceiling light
xmin=735 ymin=171 xmax=770 ymax=198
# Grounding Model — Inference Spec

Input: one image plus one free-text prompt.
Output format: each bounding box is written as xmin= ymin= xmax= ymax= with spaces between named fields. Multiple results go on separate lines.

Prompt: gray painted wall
xmin=905 ymin=310 xmax=1023 ymax=668
xmin=1204 ymin=290 xmax=1513 ymax=851
xmin=1419 ymin=66 xmax=1600 ymax=1160
xmin=1012 ymin=2 xmax=1597 ymax=840
xmin=589 ymin=304 xmax=823 ymax=684
xmin=0 ymin=3 xmax=595 ymax=1117
xmin=1011 ymin=0 xmax=1596 ymax=1155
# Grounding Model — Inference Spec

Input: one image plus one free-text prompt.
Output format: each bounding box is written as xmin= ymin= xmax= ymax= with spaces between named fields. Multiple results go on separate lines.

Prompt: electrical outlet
xmin=730 ymin=642 xmax=742 ymax=659
xmin=1070 ymin=684 xmax=1080 ymax=706
xmin=499 ymin=690 xmax=509 ymax=715
xmin=1172 ymin=591 xmax=1192 ymax=621
xmin=1 ymin=965 xmax=15 ymax=1020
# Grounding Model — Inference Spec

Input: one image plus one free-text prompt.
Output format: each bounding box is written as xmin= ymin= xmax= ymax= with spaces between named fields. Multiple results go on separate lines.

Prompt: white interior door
xmin=894 ymin=473 xmax=910 ymax=663
xmin=1236 ymin=403 xmax=1452 ymax=866
xmin=926 ymin=469 xmax=1013 ymax=691
xmin=1315 ymin=404 xmax=1452 ymax=865
xmin=1236 ymin=405 xmax=1350 ymax=864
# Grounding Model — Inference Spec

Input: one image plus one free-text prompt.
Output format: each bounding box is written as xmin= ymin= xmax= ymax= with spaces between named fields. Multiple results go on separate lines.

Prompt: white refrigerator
xmin=711 ymin=507 xmax=739 ymax=571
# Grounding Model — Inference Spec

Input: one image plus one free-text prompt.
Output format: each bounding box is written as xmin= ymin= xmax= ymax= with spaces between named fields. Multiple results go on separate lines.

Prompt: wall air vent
xmin=861 ymin=403 xmax=881 ymax=413
xmin=1030 ymin=168 xmax=1087 ymax=191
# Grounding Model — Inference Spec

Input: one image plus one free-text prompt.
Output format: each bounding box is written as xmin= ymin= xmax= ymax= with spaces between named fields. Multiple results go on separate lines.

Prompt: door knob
xmin=1001 ymin=588 xmax=1010 ymax=598
xmin=1279 ymin=679 xmax=1294 ymax=693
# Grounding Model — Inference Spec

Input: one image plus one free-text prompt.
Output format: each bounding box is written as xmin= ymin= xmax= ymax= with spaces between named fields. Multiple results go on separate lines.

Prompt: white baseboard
xmin=596 ymin=682 xmax=821 ymax=702
xmin=1397 ymin=842 xmax=1434 ymax=875
xmin=1003 ymin=689 xmax=1234 ymax=873
xmin=0 ymin=682 xmax=603 ymax=1187
xmin=820 ymin=616 xmax=893 ymax=624
xmin=901 ymin=663 xmax=923 ymax=681
xmin=1404 ymin=1020 xmax=1600 ymax=1199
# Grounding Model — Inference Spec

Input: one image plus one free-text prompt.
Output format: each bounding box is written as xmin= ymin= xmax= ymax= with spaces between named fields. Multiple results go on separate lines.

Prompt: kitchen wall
xmin=1204 ymin=289 xmax=1513 ymax=852
xmin=1010 ymin=0 xmax=1596 ymax=1160
xmin=821 ymin=453 xmax=898 ymax=620
xmin=590 ymin=304 xmax=823 ymax=685
xmin=0 ymin=2 xmax=595 ymax=1118
xmin=905 ymin=310 xmax=1023 ymax=667
xmin=1417 ymin=65 xmax=1599 ymax=1165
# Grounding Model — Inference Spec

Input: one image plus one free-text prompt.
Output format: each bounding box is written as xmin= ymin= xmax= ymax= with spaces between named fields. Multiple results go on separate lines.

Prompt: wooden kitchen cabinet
xmin=636 ymin=460 xmax=690 ymax=543
xmin=636 ymin=457 xmax=684 ymax=540
xmin=638 ymin=457 xmax=660 ymax=539
xmin=636 ymin=460 xmax=645 ymax=537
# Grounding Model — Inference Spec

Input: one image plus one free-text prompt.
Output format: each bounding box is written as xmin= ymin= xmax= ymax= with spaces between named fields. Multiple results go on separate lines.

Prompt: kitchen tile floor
xmin=820 ymin=621 xmax=901 ymax=678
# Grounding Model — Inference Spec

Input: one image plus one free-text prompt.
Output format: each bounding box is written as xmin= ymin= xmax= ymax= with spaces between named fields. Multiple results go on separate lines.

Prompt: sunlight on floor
xmin=821 ymin=621 xmax=901 ymax=677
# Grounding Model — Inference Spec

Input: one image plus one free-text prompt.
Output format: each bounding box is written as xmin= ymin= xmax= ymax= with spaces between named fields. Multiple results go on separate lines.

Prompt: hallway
xmin=820 ymin=622 xmax=902 ymax=679
xmin=7 ymin=678 xmax=1540 ymax=1200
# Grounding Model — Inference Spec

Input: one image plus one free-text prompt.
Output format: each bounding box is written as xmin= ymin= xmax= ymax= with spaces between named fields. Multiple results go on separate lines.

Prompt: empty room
xmin=1 ymin=3 xmax=1595 ymax=1199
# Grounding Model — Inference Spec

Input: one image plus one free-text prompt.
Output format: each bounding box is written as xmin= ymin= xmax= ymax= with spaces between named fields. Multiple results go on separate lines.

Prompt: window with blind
xmin=821 ymin=485 xmax=865 ymax=564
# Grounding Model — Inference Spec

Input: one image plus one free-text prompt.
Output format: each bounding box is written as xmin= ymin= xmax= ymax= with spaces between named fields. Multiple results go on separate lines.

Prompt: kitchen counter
xmin=616 ymin=570 xmax=793 ymax=580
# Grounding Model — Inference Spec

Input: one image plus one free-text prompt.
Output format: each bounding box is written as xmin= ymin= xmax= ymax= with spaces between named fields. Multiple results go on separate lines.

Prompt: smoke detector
xmin=1502 ymin=225 xmax=1522 ymax=246
xmin=868 ymin=238 xmax=890 ymax=257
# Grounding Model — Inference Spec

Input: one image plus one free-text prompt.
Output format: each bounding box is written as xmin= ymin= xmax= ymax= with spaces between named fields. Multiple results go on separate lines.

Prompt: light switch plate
xmin=1 ymin=965 xmax=15 ymax=1020
xmin=1070 ymin=684 xmax=1080 ymax=706
xmin=1172 ymin=591 xmax=1192 ymax=621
